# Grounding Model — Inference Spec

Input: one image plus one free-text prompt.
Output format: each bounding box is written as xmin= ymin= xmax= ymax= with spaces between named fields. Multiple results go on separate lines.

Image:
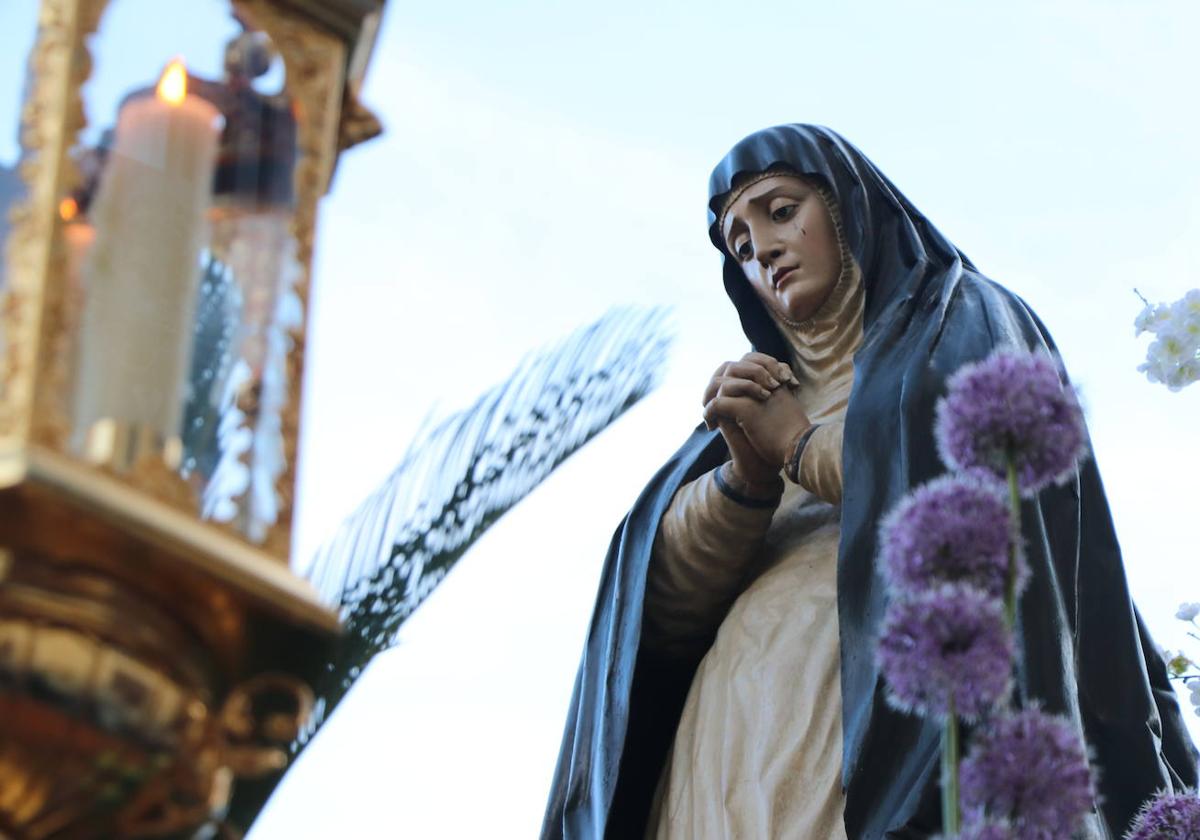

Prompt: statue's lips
xmin=773 ymin=266 xmax=798 ymax=289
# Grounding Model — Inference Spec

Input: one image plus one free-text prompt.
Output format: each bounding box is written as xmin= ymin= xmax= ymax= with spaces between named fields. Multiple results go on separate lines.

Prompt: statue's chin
xmin=776 ymin=276 xmax=842 ymax=325
xmin=772 ymin=293 xmax=819 ymax=326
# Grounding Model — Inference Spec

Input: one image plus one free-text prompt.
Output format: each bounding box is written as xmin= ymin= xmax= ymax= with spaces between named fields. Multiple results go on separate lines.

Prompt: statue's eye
xmin=736 ymin=240 xmax=753 ymax=260
xmin=771 ymin=204 xmax=798 ymax=222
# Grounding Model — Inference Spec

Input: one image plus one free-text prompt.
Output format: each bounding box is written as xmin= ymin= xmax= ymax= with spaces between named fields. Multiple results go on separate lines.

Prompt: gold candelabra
xmin=0 ymin=1 xmax=384 ymax=836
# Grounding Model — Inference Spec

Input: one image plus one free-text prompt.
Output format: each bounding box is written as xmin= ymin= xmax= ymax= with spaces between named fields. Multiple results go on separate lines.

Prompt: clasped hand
xmin=702 ymin=352 xmax=813 ymax=486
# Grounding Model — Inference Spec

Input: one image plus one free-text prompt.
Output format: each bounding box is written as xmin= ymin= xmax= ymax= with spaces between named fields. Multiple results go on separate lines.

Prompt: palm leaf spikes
xmin=297 ymin=305 xmax=672 ymax=740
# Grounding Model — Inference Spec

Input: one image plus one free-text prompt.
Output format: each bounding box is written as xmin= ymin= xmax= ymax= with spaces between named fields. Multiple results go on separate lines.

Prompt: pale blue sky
xmin=3 ymin=2 xmax=1200 ymax=837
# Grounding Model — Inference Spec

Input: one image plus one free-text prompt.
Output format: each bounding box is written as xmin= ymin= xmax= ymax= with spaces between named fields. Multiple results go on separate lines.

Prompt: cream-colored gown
xmin=643 ymin=259 xmax=864 ymax=840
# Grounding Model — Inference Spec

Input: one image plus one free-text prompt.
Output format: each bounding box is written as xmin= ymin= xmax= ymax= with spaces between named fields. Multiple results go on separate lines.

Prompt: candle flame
xmin=59 ymin=197 xmax=78 ymax=222
xmin=157 ymin=59 xmax=188 ymax=106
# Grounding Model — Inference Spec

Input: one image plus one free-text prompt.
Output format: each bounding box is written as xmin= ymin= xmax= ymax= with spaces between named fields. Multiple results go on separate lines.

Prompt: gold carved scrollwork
xmin=0 ymin=551 xmax=325 ymax=838
xmin=337 ymin=83 xmax=383 ymax=154
xmin=114 ymin=673 xmax=313 ymax=839
xmin=28 ymin=1 xmax=109 ymax=454
xmin=0 ymin=0 xmax=108 ymax=452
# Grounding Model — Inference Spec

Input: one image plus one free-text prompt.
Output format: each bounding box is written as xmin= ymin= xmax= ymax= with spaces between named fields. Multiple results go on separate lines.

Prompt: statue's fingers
xmin=724 ymin=361 xmax=781 ymax=391
xmin=703 ymin=395 xmax=757 ymax=429
xmin=703 ymin=362 xmax=735 ymax=405
xmin=742 ymin=351 xmax=796 ymax=386
xmin=717 ymin=378 xmax=772 ymax=401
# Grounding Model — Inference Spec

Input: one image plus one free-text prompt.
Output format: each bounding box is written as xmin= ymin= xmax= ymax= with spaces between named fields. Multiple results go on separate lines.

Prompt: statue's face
xmin=721 ymin=174 xmax=842 ymax=324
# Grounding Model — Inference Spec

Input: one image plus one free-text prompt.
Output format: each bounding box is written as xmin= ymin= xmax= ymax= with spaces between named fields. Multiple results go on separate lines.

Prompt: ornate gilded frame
xmin=0 ymin=0 xmax=347 ymax=569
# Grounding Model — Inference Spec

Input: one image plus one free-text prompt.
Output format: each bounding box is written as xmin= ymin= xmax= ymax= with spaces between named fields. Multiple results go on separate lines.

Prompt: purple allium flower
xmin=880 ymin=474 xmax=1022 ymax=600
xmin=1126 ymin=789 xmax=1200 ymax=840
xmin=934 ymin=822 xmax=1016 ymax=840
xmin=957 ymin=823 xmax=1016 ymax=840
xmin=934 ymin=349 xmax=1088 ymax=496
xmin=877 ymin=583 xmax=1012 ymax=721
xmin=960 ymin=708 xmax=1096 ymax=840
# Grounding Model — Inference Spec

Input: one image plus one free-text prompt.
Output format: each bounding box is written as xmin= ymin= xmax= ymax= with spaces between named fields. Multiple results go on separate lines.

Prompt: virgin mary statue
xmin=541 ymin=125 xmax=1198 ymax=839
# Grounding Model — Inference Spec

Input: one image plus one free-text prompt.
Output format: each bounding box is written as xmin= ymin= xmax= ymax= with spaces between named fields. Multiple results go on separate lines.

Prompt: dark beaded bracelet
xmin=714 ymin=462 xmax=783 ymax=509
xmin=785 ymin=424 xmax=821 ymax=485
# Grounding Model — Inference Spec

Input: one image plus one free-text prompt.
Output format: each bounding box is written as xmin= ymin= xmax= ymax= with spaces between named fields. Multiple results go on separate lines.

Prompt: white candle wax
xmin=74 ymin=65 xmax=222 ymax=453
xmin=61 ymin=219 xmax=95 ymax=344
xmin=62 ymin=220 xmax=95 ymax=292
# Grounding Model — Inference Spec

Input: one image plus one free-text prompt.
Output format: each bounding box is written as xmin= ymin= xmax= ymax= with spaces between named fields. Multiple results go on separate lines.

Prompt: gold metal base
xmin=7 ymin=446 xmax=338 ymax=640
xmin=0 ymin=446 xmax=338 ymax=837
xmin=0 ymin=693 xmax=176 ymax=838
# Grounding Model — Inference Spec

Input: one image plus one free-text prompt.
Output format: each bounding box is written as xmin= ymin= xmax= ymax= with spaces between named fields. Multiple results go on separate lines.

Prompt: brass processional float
xmin=0 ymin=1 xmax=384 ymax=835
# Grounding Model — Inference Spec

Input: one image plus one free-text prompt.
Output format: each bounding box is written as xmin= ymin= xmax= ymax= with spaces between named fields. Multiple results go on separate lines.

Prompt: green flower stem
xmin=1005 ymin=453 xmax=1021 ymax=629
xmin=943 ymin=700 xmax=960 ymax=836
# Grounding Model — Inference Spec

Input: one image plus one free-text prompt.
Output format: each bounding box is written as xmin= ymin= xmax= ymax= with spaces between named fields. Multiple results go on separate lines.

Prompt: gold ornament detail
xmin=231 ymin=0 xmax=346 ymax=559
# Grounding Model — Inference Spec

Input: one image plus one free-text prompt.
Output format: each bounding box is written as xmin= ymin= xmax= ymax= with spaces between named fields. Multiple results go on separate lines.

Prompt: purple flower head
xmin=880 ymin=474 xmax=1023 ymax=600
xmin=934 ymin=349 xmax=1088 ymax=496
xmin=935 ymin=822 xmax=1016 ymax=840
xmin=877 ymin=583 xmax=1012 ymax=721
xmin=958 ymin=823 xmax=1016 ymax=840
xmin=960 ymin=708 xmax=1096 ymax=840
xmin=1126 ymin=789 xmax=1200 ymax=839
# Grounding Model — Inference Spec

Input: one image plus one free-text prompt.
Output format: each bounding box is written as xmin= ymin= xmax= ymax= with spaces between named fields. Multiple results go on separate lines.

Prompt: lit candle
xmin=59 ymin=199 xmax=96 ymax=353
xmin=74 ymin=59 xmax=222 ymax=455
xmin=59 ymin=198 xmax=95 ymax=293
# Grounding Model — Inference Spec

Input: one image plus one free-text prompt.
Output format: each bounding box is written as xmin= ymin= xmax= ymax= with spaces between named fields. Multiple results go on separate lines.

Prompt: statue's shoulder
xmin=939 ymin=269 xmax=1055 ymax=354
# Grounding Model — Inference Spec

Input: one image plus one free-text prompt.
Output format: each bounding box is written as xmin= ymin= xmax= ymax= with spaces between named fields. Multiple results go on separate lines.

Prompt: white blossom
xmin=1164 ymin=359 xmax=1200 ymax=392
xmin=1158 ymin=330 xmax=1191 ymax=363
xmin=1170 ymin=306 xmax=1200 ymax=351
xmin=1136 ymin=290 xmax=1200 ymax=391
xmin=1177 ymin=602 xmax=1200 ymax=622
xmin=1135 ymin=302 xmax=1172 ymax=336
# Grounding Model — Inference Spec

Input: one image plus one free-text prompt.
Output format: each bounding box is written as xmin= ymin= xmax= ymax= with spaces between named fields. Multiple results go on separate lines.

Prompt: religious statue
xmin=541 ymin=125 xmax=1198 ymax=839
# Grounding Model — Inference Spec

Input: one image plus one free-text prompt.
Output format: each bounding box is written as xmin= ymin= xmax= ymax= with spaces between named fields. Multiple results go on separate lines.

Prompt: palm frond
xmin=298 ymin=305 xmax=672 ymax=743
